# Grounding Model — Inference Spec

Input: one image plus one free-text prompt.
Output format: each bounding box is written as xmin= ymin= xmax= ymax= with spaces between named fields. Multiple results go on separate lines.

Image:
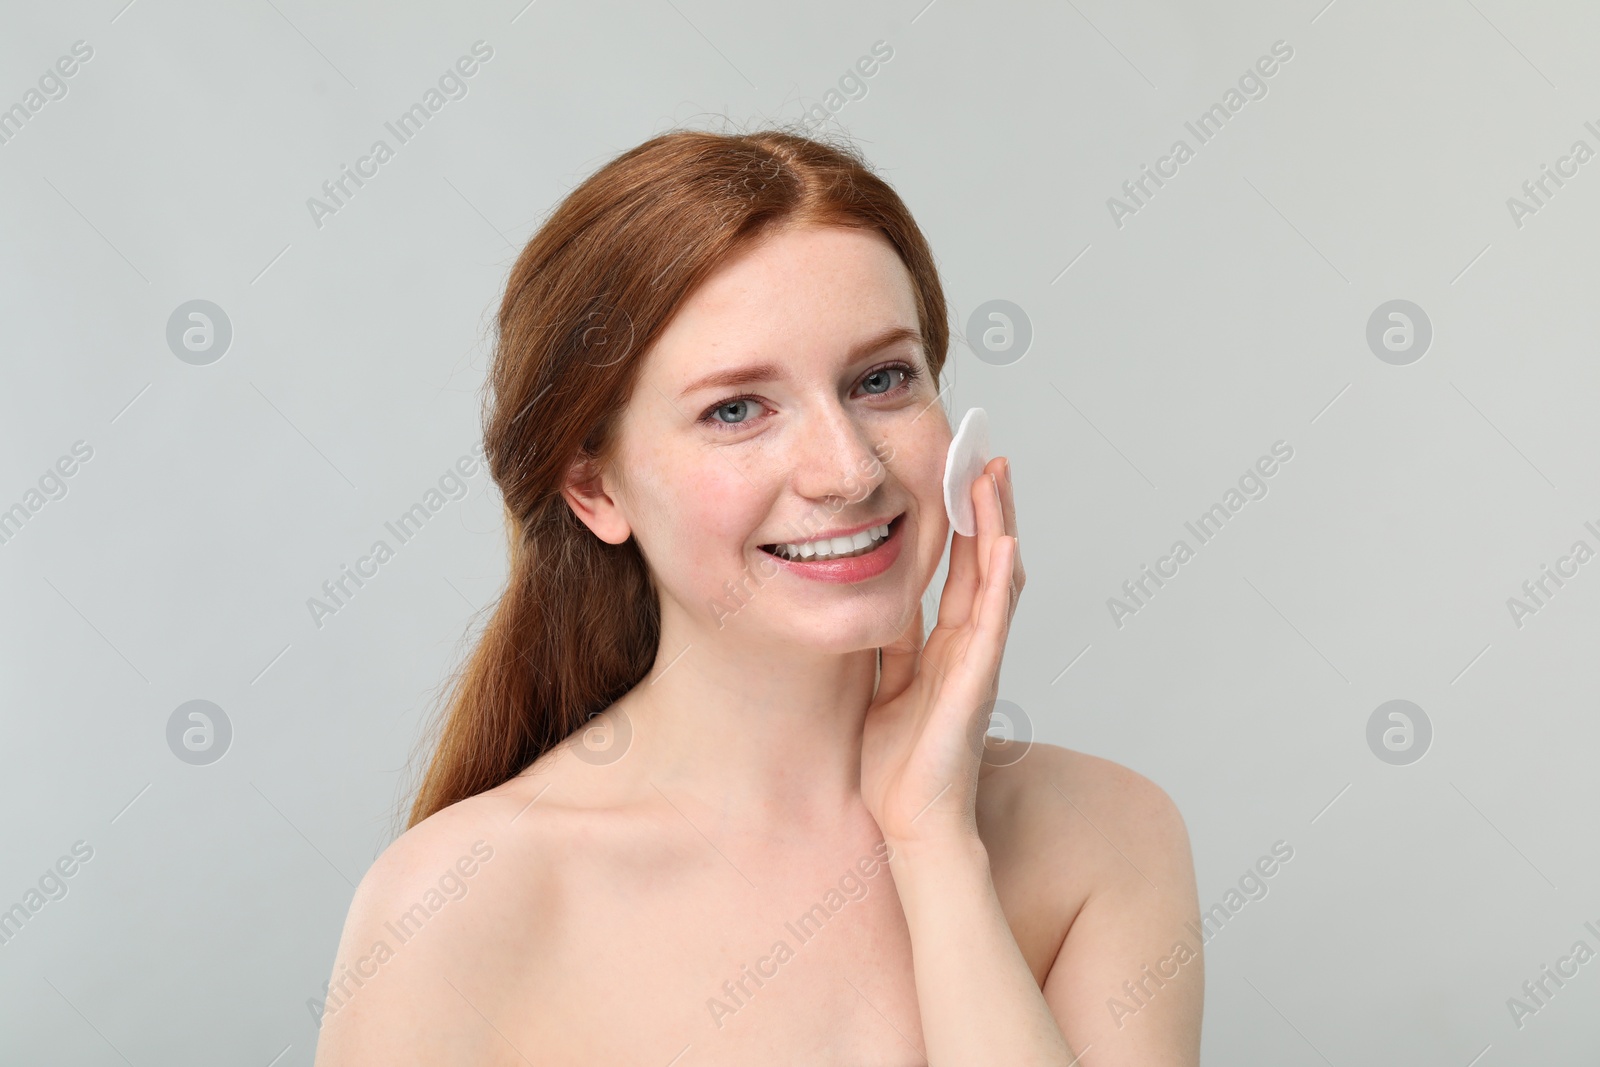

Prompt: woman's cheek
xmin=674 ymin=478 xmax=758 ymax=560
xmin=914 ymin=422 xmax=954 ymax=556
xmin=905 ymin=417 xmax=951 ymax=493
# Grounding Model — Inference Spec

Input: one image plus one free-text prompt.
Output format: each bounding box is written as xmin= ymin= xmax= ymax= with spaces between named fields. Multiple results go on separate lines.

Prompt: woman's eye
xmin=707 ymin=397 xmax=767 ymax=427
xmin=860 ymin=363 xmax=919 ymax=396
xmin=861 ymin=366 xmax=905 ymax=395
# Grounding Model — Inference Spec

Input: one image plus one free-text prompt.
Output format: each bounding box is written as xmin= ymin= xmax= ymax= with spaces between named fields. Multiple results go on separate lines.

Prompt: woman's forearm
xmin=887 ymin=834 xmax=1080 ymax=1065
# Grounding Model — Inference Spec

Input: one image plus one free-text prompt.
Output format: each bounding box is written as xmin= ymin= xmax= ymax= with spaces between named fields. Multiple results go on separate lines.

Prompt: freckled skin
xmin=592 ymin=222 xmax=952 ymax=656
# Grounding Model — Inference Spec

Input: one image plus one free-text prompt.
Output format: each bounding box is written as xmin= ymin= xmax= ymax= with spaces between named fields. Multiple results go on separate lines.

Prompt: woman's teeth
xmin=765 ymin=521 xmax=892 ymax=562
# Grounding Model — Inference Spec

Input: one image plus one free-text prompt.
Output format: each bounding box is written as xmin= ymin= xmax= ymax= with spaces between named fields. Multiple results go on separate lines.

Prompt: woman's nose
xmin=791 ymin=406 xmax=888 ymax=505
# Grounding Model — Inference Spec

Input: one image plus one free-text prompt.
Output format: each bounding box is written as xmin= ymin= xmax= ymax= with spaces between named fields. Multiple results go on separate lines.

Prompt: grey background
xmin=2 ymin=0 xmax=1597 ymax=1062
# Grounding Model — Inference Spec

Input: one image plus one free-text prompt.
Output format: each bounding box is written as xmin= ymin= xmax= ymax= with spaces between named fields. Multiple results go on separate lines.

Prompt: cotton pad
xmin=942 ymin=407 xmax=991 ymax=537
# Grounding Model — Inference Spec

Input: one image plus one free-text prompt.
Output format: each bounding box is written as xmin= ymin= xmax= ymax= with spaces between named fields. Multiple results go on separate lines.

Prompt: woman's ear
xmin=561 ymin=453 xmax=632 ymax=545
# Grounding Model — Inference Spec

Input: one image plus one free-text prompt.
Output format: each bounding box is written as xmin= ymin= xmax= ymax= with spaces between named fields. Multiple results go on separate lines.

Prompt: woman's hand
xmin=860 ymin=455 xmax=1024 ymax=850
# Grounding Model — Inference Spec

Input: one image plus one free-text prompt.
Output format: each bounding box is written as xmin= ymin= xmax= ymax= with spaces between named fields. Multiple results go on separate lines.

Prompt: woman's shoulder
xmin=349 ymin=782 xmax=540 ymax=898
xmin=975 ymin=740 xmax=1196 ymax=989
xmin=338 ymin=744 xmax=671 ymax=940
xmin=360 ymin=736 xmax=635 ymax=867
xmin=978 ymin=739 xmax=1191 ymax=885
xmin=354 ymin=776 xmax=540 ymax=895
xmin=980 ymin=738 xmax=1183 ymax=815
xmin=313 ymin=771 xmax=583 ymax=1060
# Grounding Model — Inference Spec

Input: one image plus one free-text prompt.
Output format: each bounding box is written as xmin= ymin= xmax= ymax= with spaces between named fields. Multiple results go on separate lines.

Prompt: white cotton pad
xmin=942 ymin=407 xmax=991 ymax=537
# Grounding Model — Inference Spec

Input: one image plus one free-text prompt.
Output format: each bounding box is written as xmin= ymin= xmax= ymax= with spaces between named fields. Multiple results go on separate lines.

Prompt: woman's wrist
xmin=884 ymin=830 xmax=992 ymax=911
xmin=885 ymin=828 xmax=988 ymax=866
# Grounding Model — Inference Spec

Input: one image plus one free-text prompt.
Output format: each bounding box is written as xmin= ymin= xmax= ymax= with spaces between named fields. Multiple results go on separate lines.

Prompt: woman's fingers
xmin=996 ymin=457 xmax=1024 ymax=601
xmin=963 ymin=533 xmax=1016 ymax=696
xmin=996 ymin=458 xmax=1017 ymax=537
xmin=938 ymin=521 xmax=976 ymax=626
xmin=987 ymin=537 xmax=1018 ymax=649
xmin=937 ymin=459 xmax=1009 ymax=632
xmin=937 ymin=515 xmax=979 ymax=634
xmin=975 ymin=466 xmax=1000 ymax=594
xmin=958 ymin=467 xmax=1017 ymax=706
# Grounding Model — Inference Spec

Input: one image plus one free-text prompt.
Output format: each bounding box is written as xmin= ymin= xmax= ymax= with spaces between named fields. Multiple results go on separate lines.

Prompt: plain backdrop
xmin=3 ymin=0 xmax=1599 ymax=1063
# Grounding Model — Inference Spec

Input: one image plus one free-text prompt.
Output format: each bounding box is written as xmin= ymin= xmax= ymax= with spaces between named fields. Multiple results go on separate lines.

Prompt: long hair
xmin=405 ymin=125 xmax=952 ymax=828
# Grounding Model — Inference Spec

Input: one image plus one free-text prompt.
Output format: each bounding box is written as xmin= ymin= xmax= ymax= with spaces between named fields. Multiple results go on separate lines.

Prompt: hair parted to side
xmin=405 ymin=124 xmax=952 ymax=829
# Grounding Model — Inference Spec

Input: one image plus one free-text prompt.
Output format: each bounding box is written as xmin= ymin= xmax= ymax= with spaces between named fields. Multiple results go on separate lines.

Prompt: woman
xmin=313 ymin=127 xmax=1203 ymax=1065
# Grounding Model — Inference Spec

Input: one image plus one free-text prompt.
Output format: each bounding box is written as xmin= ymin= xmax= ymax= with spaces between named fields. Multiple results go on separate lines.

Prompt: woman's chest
xmin=491 ymin=834 xmax=1070 ymax=1065
xmin=496 ymin=844 xmax=921 ymax=1063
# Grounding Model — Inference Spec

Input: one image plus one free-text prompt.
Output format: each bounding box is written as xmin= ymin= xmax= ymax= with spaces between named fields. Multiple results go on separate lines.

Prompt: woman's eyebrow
xmin=676 ymin=325 xmax=924 ymax=400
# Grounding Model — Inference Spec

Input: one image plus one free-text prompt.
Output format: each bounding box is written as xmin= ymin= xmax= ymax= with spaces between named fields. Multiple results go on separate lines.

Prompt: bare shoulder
xmin=980 ymin=742 xmax=1203 ymax=1064
xmin=311 ymin=772 xmax=569 ymax=1065
xmin=979 ymin=739 xmax=1191 ymax=876
xmin=345 ymin=770 xmax=562 ymax=937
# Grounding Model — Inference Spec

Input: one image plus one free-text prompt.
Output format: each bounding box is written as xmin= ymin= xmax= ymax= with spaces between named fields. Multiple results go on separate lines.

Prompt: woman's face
xmin=573 ymin=223 xmax=953 ymax=653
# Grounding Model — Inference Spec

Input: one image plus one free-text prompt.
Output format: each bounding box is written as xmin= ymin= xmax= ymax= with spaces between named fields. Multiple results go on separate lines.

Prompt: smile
xmin=754 ymin=514 xmax=906 ymax=584
xmin=760 ymin=516 xmax=898 ymax=562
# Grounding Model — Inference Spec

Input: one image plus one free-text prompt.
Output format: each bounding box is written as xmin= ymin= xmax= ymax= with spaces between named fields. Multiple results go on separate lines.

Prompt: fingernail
xmin=1002 ymin=457 xmax=1011 ymax=485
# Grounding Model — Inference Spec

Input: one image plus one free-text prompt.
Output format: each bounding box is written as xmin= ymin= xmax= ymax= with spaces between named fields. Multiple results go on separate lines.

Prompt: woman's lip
xmin=759 ymin=512 xmax=904 ymax=550
xmin=756 ymin=515 xmax=906 ymax=584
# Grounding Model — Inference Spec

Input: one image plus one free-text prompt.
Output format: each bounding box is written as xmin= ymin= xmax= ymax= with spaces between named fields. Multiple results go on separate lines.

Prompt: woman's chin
xmin=753 ymin=601 xmax=921 ymax=655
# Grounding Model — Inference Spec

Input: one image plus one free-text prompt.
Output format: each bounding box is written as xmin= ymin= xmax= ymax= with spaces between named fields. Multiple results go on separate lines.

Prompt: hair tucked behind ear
xmin=403 ymin=123 xmax=952 ymax=829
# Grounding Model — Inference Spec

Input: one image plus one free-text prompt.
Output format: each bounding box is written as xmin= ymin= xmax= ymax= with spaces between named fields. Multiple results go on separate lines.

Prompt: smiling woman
xmin=312 ymin=125 xmax=1202 ymax=1066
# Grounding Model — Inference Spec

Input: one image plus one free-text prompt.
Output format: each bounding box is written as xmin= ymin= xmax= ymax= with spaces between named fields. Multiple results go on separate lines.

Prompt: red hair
xmin=406 ymin=125 xmax=951 ymax=828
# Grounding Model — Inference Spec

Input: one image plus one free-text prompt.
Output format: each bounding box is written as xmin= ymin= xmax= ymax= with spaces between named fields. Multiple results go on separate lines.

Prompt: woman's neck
xmin=614 ymin=608 xmax=883 ymax=838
